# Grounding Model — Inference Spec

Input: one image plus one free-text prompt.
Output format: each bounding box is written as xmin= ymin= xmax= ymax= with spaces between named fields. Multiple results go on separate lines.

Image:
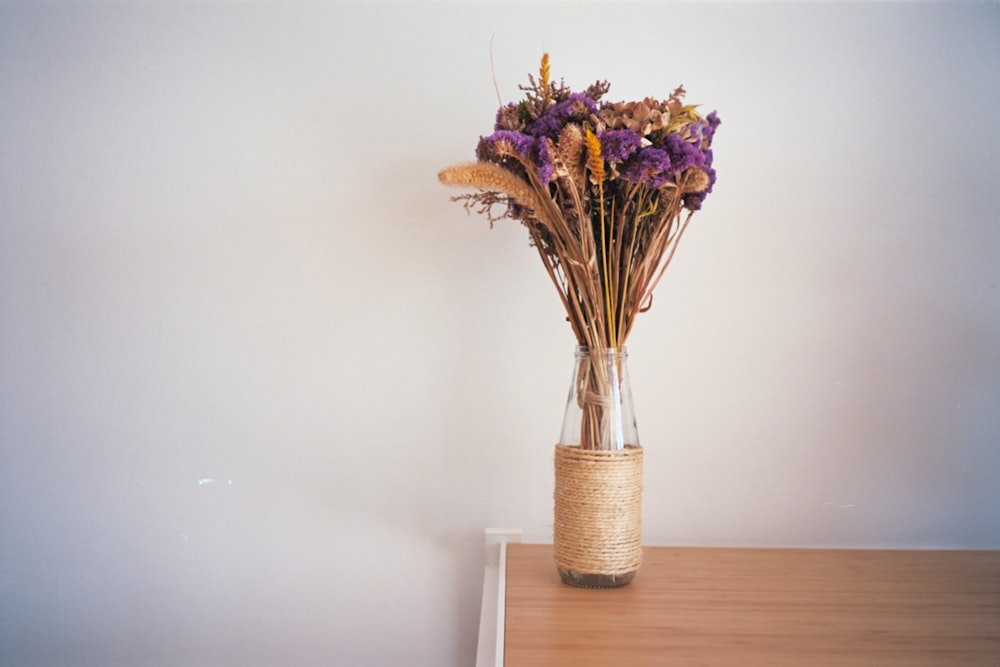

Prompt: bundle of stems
xmin=439 ymin=54 xmax=720 ymax=448
xmin=441 ymin=139 xmax=710 ymax=348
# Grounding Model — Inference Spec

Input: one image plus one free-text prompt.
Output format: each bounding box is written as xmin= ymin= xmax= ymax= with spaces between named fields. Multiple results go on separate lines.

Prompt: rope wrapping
xmin=553 ymin=444 xmax=643 ymax=578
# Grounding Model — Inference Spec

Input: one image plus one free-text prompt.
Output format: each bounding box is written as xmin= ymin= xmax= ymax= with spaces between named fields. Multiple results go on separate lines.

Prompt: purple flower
xmin=524 ymin=112 xmax=562 ymax=139
xmin=663 ymin=133 xmax=706 ymax=175
xmin=598 ymin=129 xmax=642 ymax=163
xmin=621 ymin=147 xmax=673 ymax=189
xmin=533 ymin=137 xmax=554 ymax=183
xmin=564 ymin=92 xmax=600 ymax=117
xmin=478 ymin=130 xmax=535 ymax=159
xmin=476 ymin=130 xmax=553 ymax=183
xmin=525 ymin=93 xmax=600 ymax=139
xmin=703 ymin=111 xmax=721 ymax=144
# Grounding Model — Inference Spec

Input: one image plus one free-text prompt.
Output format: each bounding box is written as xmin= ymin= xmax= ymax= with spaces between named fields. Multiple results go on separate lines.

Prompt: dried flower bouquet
xmin=439 ymin=53 xmax=720 ymax=351
xmin=439 ymin=54 xmax=720 ymax=453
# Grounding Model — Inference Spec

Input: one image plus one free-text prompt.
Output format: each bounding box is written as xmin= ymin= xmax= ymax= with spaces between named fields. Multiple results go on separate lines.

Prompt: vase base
xmin=557 ymin=566 xmax=637 ymax=589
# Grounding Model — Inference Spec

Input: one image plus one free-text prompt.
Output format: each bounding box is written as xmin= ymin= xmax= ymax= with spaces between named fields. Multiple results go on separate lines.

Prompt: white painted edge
xmin=475 ymin=528 xmax=522 ymax=667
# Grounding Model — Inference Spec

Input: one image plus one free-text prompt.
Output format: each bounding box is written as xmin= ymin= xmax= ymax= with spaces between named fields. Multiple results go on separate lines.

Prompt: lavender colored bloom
xmin=703 ymin=111 xmax=721 ymax=144
xmin=621 ymin=147 xmax=673 ymax=189
xmin=598 ymin=129 xmax=642 ymax=163
xmin=533 ymin=137 xmax=554 ymax=183
xmin=524 ymin=112 xmax=562 ymax=139
xmin=476 ymin=130 xmax=552 ymax=183
xmin=663 ymin=133 xmax=706 ymax=175
xmin=525 ymin=93 xmax=600 ymax=139
xmin=481 ymin=130 xmax=535 ymax=158
xmin=564 ymin=92 xmax=600 ymax=117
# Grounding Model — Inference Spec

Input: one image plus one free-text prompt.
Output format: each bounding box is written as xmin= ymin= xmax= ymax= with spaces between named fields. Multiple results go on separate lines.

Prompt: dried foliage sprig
xmin=439 ymin=54 xmax=720 ymax=351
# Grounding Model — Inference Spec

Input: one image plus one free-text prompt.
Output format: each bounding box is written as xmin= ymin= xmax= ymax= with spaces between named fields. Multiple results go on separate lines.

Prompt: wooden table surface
xmin=504 ymin=543 xmax=1000 ymax=666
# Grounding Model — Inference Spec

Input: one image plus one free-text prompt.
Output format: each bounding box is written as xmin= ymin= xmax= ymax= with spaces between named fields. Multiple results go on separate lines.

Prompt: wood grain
xmin=504 ymin=543 xmax=1000 ymax=666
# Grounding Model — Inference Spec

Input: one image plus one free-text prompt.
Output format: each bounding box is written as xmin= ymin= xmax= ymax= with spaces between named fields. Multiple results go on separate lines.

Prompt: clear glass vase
xmin=558 ymin=347 xmax=639 ymax=451
xmin=554 ymin=346 xmax=643 ymax=588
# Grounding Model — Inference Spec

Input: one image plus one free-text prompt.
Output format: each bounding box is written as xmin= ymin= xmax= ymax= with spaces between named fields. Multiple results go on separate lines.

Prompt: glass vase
xmin=553 ymin=346 xmax=643 ymax=588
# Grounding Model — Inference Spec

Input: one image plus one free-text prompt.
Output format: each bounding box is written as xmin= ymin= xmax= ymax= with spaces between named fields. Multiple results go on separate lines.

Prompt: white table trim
xmin=475 ymin=528 xmax=522 ymax=667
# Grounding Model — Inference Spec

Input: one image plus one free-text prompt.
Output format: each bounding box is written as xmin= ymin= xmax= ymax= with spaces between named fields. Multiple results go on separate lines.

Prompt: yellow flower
xmin=540 ymin=53 xmax=551 ymax=106
xmin=584 ymin=129 xmax=605 ymax=184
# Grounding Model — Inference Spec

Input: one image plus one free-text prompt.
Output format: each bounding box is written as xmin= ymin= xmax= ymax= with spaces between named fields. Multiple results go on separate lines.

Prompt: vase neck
xmin=561 ymin=345 xmax=638 ymax=450
xmin=574 ymin=345 xmax=628 ymax=359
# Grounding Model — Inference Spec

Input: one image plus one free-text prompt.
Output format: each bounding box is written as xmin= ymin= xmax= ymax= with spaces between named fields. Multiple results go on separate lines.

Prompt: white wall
xmin=1 ymin=2 xmax=998 ymax=666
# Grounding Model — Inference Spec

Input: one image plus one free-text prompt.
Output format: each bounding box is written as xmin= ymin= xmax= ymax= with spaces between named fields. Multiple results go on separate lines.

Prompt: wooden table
xmin=503 ymin=543 xmax=1000 ymax=666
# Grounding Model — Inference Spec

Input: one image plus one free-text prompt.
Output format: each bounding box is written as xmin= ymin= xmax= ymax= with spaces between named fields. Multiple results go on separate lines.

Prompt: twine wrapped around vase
xmin=553 ymin=444 xmax=643 ymax=580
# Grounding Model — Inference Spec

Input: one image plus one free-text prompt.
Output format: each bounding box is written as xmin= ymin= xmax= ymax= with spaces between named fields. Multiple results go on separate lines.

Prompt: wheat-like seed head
xmin=556 ymin=124 xmax=585 ymax=177
xmin=438 ymin=162 xmax=544 ymax=213
xmin=540 ymin=53 xmax=551 ymax=105
xmin=584 ymin=129 xmax=605 ymax=184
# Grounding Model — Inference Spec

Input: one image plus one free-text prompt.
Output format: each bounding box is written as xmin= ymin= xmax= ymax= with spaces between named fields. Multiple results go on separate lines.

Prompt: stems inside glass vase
xmin=560 ymin=347 xmax=638 ymax=451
